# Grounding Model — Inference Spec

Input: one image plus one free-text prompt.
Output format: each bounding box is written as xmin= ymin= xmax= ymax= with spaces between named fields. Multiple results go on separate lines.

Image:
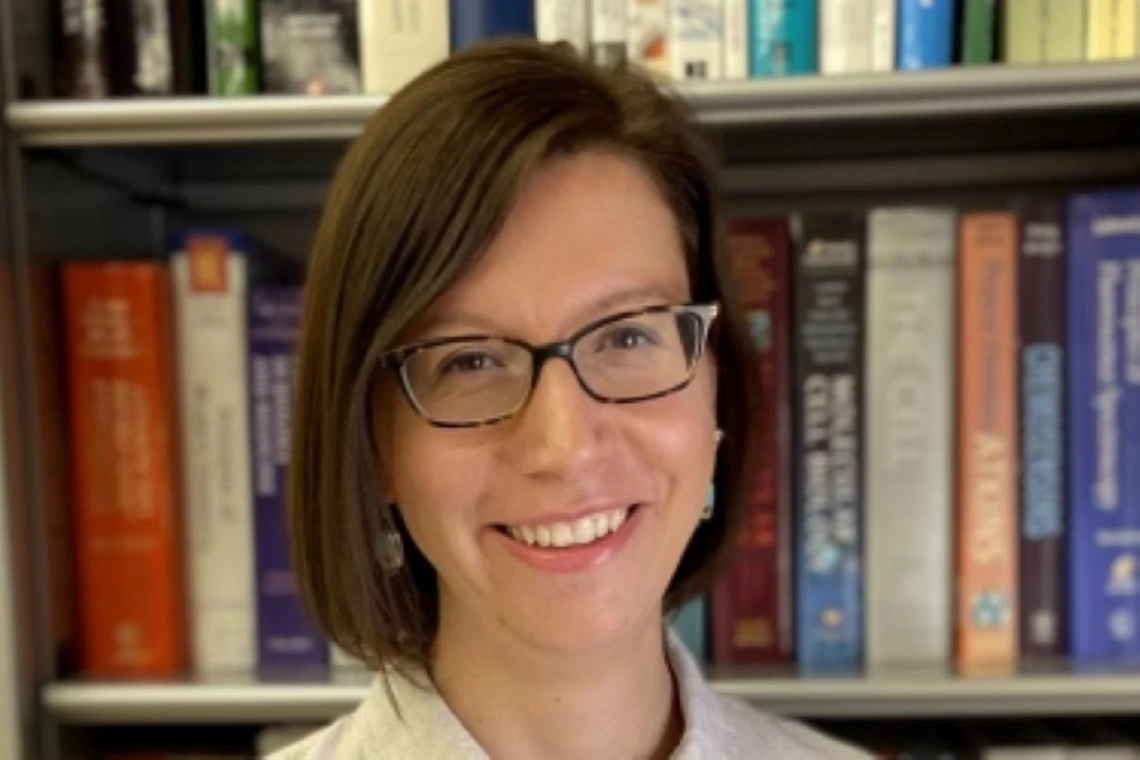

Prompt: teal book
xmin=749 ymin=0 xmax=819 ymax=76
xmin=670 ymin=597 xmax=707 ymax=659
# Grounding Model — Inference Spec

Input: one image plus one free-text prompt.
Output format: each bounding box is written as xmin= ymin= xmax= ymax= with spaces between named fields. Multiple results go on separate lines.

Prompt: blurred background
xmin=2 ymin=0 xmax=1140 ymax=758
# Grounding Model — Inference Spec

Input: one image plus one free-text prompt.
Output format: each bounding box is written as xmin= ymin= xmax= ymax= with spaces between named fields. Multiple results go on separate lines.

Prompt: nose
xmin=504 ymin=357 xmax=609 ymax=478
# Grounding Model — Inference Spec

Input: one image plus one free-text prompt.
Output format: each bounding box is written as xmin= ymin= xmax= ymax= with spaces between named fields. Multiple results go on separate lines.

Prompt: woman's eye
xmin=439 ymin=352 xmax=502 ymax=375
xmin=600 ymin=326 xmax=657 ymax=351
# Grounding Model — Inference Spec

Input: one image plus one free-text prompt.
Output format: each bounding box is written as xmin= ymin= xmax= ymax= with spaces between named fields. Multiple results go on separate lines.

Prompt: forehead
xmin=421 ymin=150 xmax=690 ymax=338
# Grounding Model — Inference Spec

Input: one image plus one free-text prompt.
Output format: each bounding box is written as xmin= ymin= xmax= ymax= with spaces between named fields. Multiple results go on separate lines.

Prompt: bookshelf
xmin=4 ymin=6 xmax=1140 ymax=760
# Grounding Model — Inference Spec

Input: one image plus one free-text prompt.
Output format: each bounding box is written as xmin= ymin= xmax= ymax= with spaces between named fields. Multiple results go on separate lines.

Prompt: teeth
xmin=505 ymin=507 xmax=632 ymax=549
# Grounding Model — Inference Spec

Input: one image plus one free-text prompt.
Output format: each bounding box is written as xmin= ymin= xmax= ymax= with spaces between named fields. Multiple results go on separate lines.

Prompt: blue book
xmin=749 ymin=0 xmax=818 ymax=76
xmin=1067 ymin=189 xmax=1140 ymax=665
xmin=669 ymin=597 xmax=707 ymax=660
xmin=793 ymin=214 xmax=865 ymax=674
xmin=897 ymin=0 xmax=956 ymax=70
xmin=250 ymin=287 xmax=329 ymax=674
xmin=450 ymin=0 xmax=535 ymax=52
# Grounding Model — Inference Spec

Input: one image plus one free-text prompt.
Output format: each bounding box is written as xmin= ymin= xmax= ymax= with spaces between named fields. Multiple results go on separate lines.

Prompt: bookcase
xmin=5 ymin=3 xmax=1140 ymax=760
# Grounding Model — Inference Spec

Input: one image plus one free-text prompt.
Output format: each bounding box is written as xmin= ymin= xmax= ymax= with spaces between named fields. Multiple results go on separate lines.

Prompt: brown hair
xmin=290 ymin=39 xmax=762 ymax=671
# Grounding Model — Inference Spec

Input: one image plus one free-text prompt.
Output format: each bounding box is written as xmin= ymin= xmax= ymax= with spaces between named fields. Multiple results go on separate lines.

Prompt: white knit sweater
xmin=269 ymin=632 xmax=872 ymax=759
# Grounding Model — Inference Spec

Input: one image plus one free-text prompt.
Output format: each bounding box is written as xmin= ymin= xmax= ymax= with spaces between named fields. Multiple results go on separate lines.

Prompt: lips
xmin=492 ymin=503 xmax=645 ymax=574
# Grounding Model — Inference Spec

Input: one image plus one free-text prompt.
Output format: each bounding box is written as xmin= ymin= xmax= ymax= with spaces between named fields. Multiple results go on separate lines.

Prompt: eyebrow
xmin=416 ymin=282 xmax=690 ymax=340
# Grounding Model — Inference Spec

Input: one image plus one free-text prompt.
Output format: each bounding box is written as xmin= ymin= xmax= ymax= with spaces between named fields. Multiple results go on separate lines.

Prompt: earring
xmin=715 ymin=428 xmax=724 ymax=445
xmin=376 ymin=508 xmax=405 ymax=574
xmin=702 ymin=485 xmax=715 ymax=521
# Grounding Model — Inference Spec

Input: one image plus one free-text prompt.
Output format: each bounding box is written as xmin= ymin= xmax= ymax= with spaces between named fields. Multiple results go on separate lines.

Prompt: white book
xmin=537 ymin=0 xmax=589 ymax=54
xmin=820 ymin=0 xmax=875 ymax=74
xmin=670 ymin=0 xmax=724 ymax=80
xmin=723 ymin=0 xmax=748 ymax=77
xmin=590 ymin=0 xmax=628 ymax=64
xmin=628 ymin=0 xmax=670 ymax=76
xmin=871 ymin=0 xmax=896 ymax=71
xmin=360 ymin=0 xmax=450 ymax=94
xmin=864 ymin=208 xmax=955 ymax=668
xmin=172 ymin=234 xmax=256 ymax=673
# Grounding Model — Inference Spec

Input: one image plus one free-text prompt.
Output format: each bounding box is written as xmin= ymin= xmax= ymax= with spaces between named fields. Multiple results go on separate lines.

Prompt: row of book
xmin=40 ymin=0 xmax=1140 ymax=101
xmin=699 ymin=186 xmax=1140 ymax=675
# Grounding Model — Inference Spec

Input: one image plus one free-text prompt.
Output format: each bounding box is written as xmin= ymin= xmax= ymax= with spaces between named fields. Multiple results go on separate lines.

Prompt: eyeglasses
xmin=380 ymin=303 xmax=720 ymax=428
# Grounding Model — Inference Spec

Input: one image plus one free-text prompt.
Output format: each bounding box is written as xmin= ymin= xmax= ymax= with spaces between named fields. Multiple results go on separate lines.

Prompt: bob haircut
xmin=290 ymin=39 xmax=763 ymax=671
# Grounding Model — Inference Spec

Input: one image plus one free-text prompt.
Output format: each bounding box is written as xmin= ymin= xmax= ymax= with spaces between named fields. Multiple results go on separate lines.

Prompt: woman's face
xmin=378 ymin=150 xmax=718 ymax=656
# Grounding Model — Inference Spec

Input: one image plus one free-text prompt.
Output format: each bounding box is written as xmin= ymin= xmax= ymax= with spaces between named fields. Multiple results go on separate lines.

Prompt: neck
xmin=430 ymin=596 xmax=682 ymax=760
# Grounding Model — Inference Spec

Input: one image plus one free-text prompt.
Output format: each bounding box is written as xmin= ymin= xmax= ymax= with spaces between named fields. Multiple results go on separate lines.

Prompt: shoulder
xmin=702 ymin=690 xmax=872 ymax=759
xmin=263 ymin=719 xmax=346 ymax=760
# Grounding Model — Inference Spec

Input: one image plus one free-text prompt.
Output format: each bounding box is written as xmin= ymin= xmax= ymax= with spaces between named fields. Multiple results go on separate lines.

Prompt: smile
xmin=503 ymin=506 xmax=633 ymax=549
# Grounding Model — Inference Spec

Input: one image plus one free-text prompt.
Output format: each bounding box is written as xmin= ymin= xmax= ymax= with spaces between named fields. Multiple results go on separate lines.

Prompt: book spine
xmin=1086 ymin=0 xmax=1137 ymax=59
xmin=1003 ymin=0 xmax=1046 ymax=63
xmin=536 ymin=0 xmax=589 ymax=53
xmin=669 ymin=597 xmax=707 ymax=659
xmin=749 ymin=0 xmax=819 ymax=76
xmin=956 ymin=212 xmax=1019 ymax=674
xmin=62 ymin=263 xmax=187 ymax=677
xmin=1043 ymin=0 xmax=1085 ymax=61
xmin=870 ymin=0 xmax=896 ymax=70
xmin=712 ymin=219 xmax=794 ymax=665
xmin=628 ymin=0 xmax=670 ymax=76
xmin=961 ymin=0 xmax=996 ymax=63
xmin=669 ymin=0 xmax=725 ymax=80
xmin=250 ymin=288 xmax=327 ymax=673
xmin=449 ymin=0 xmax=535 ymax=51
xmin=108 ymin=0 xmax=176 ymax=95
xmin=864 ymin=208 xmax=955 ymax=668
xmin=724 ymin=0 xmax=749 ymax=77
xmin=1067 ymin=190 xmax=1140 ymax=663
xmin=793 ymin=214 xmax=865 ymax=673
xmin=206 ymin=0 xmax=259 ymax=95
xmin=590 ymin=0 xmax=629 ymax=64
xmin=172 ymin=231 xmax=256 ymax=673
xmin=820 ymin=0 xmax=874 ymax=74
xmin=360 ymin=0 xmax=452 ymax=94
xmin=260 ymin=0 xmax=362 ymax=94
xmin=55 ymin=0 xmax=113 ymax=98
xmin=1017 ymin=198 xmax=1068 ymax=661
xmin=897 ymin=0 xmax=956 ymax=70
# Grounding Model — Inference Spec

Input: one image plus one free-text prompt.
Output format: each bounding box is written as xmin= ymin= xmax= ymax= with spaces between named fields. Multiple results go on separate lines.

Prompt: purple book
xmin=249 ymin=287 xmax=328 ymax=673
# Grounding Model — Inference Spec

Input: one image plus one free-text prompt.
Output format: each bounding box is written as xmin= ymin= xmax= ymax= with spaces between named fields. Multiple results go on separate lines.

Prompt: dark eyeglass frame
xmin=379 ymin=302 xmax=721 ymax=429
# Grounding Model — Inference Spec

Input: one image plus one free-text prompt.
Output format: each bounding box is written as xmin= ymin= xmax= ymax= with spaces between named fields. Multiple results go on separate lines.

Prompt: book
xmin=864 ymin=208 xmax=956 ymax=668
xmin=792 ymin=214 xmax=865 ymax=673
xmin=712 ymin=219 xmax=794 ymax=665
xmin=249 ymin=287 xmax=328 ymax=674
xmin=628 ymin=0 xmax=669 ymax=77
xmin=956 ymin=211 xmax=1019 ymax=674
xmin=961 ymin=0 xmax=996 ymax=64
xmin=1067 ymin=189 xmax=1140 ymax=664
xmin=749 ymin=0 xmax=818 ymax=76
xmin=1003 ymin=0 xmax=1084 ymax=63
xmin=360 ymin=0 xmax=450 ymax=94
xmin=669 ymin=597 xmax=707 ymax=659
xmin=449 ymin=0 xmax=535 ymax=51
xmin=205 ymin=0 xmax=259 ymax=95
xmin=820 ymin=0 xmax=875 ymax=74
xmin=171 ymin=230 xmax=256 ymax=673
xmin=54 ymin=0 xmax=113 ymax=98
xmin=669 ymin=0 xmax=724 ymax=80
xmin=61 ymin=262 xmax=187 ymax=677
xmin=724 ymin=0 xmax=749 ymax=77
xmin=1016 ymin=198 xmax=1068 ymax=661
xmin=590 ymin=0 xmax=628 ymax=64
xmin=1086 ymin=0 xmax=1138 ymax=60
xmin=897 ymin=0 xmax=956 ymax=70
xmin=107 ymin=0 xmax=176 ymax=95
xmin=260 ymin=0 xmax=362 ymax=94
xmin=871 ymin=0 xmax=895 ymax=70
xmin=536 ymin=0 xmax=588 ymax=54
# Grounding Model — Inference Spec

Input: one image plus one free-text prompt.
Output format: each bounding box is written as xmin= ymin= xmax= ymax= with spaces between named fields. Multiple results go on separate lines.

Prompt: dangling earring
xmin=702 ymin=484 xmax=715 ymax=521
xmin=376 ymin=507 xmax=405 ymax=574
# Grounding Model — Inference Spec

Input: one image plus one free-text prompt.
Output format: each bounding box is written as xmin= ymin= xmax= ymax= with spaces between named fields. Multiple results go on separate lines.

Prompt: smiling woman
xmin=275 ymin=39 xmax=869 ymax=760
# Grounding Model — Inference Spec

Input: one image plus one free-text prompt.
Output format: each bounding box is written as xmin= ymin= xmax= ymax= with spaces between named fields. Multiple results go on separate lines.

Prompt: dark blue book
xmin=1067 ymin=189 xmax=1140 ymax=665
xmin=249 ymin=287 xmax=328 ymax=674
xmin=450 ymin=0 xmax=535 ymax=52
xmin=897 ymin=0 xmax=956 ymax=70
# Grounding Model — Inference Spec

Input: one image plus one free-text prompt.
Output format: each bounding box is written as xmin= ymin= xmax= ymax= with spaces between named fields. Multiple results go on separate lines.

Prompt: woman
xmin=275 ymin=39 xmax=869 ymax=759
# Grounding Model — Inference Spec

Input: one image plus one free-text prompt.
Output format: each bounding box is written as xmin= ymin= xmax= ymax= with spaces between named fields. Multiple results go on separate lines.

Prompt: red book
xmin=711 ymin=218 xmax=794 ymax=664
xmin=62 ymin=262 xmax=187 ymax=677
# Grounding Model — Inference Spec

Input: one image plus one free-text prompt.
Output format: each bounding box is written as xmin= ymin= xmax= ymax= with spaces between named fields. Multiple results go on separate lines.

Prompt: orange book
xmin=956 ymin=212 xmax=1019 ymax=673
xmin=62 ymin=262 xmax=187 ymax=677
